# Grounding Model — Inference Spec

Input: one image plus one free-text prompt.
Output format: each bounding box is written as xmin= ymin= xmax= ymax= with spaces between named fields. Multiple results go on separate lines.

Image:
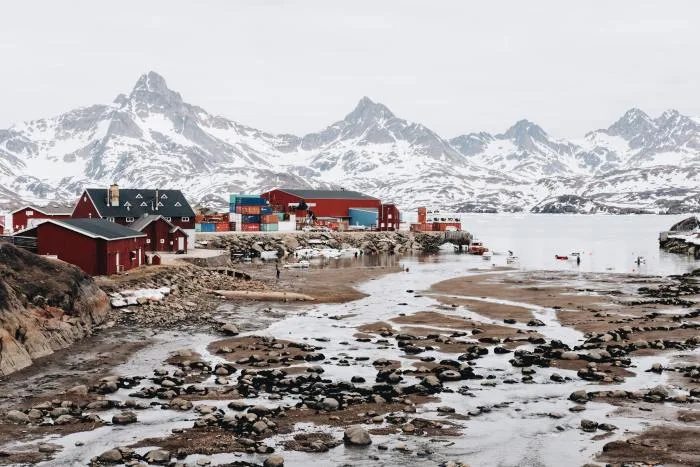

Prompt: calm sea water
xmin=454 ymin=213 xmax=697 ymax=276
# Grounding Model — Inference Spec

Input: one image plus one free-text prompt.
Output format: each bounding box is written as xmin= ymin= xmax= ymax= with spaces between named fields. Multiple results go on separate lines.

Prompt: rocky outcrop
xmin=0 ymin=243 xmax=110 ymax=376
xmin=659 ymin=216 xmax=700 ymax=258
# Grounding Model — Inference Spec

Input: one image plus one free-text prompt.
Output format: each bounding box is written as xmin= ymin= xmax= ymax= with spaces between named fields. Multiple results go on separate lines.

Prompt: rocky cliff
xmin=0 ymin=243 xmax=110 ymax=376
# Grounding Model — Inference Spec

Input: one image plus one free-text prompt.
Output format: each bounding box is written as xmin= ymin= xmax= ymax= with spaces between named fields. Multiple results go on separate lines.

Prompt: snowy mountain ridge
xmin=1 ymin=71 xmax=699 ymax=214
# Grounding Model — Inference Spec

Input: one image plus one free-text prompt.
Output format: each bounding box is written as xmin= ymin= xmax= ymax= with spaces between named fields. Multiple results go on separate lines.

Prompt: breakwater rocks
xmin=0 ymin=243 xmax=110 ymax=376
xmin=197 ymin=231 xmax=454 ymax=256
xmin=659 ymin=215 xmax=700 ymax=258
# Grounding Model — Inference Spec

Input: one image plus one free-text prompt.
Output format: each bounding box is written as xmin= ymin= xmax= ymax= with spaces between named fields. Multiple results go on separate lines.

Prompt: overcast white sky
xmin=1 ymin=0 xmax=698 ymax=138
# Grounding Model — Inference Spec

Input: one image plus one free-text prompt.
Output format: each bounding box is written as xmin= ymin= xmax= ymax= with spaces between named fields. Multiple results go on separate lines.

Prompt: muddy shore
xmin=1 ymin=255 xmax=699 ymax=466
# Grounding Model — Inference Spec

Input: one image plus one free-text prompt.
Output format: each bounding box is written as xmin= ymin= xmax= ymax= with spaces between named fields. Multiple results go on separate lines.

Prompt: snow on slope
xmin=1 ymin=71 xmax=700 ymax=213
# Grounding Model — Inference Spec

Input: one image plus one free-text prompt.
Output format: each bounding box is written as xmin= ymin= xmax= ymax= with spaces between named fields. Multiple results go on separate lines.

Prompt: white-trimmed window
xmin=126 ymin=217 xmax=134 ymax=222
xmin=161 ymin=194 xmax=168 ymax=199
xmin=157 ymin=202 xmax=164 ymax=207
xmin=105 ymin=217 xmax=115 ymax=222
xmin=140 ymin=202 xmax=148 ymax=207
xmin=26 ymin=210 xmax=34 ymax=216
xmin=388 ymin=214 xmax=393 ymax=219
xmin=124 ymin=202 xmax=131 ymax=207
xmin=135 ymin=193 xmax=143 ymax=199
xmin=174 ymin=201 xmax=182 ymax=207
xmin=146 ymin=239 xmax=151 ymax=244
xmin=181 ymin=217 xmax=189 ymax=222
xmin=160 ymin=239 xmax=165 ymax=244
xmin=164 ymin=217 xmax=171 ymax=221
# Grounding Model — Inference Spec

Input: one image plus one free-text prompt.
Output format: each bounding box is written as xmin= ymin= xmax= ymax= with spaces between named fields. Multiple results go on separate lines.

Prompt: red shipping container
xmin=241 ymin=223 xmax=260 ymax=232
xmin=215 ymin=222 xmax=230 ymax=232
xmin=261 ymin=214 xmax=279 ymax=224
xmin=240 ymin=206 xmax=261 ymax=215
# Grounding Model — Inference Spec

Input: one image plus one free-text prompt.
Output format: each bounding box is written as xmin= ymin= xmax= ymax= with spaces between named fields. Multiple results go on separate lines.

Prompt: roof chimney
xmin=109 ymin=184 xmax=120 ymax=207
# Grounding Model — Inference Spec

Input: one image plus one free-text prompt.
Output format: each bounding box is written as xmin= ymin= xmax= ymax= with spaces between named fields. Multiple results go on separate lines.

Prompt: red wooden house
xmin=129 ymin=215 xmax=189 ymax=253
xmin=261 ymin=188 xmax=381 ymax=219
xmin=11 ymin=205 xmax=72 ymax=232
xmin=72 ymin=184 xmax=196 ymax=249
xmin=17 ymin=219 xmax=147 ymax=276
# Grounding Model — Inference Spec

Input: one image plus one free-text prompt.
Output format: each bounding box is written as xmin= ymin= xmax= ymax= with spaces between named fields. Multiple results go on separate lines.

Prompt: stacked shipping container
xmin=229 ymin=194 xmax=273 ymax=232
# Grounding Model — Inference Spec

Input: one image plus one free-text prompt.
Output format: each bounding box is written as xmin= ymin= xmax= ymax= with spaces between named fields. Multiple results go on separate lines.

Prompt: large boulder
xmin=145 ymin=449 xmax=171 ymax=464
xmin=344 ymin=425 xmax=372 ymax=446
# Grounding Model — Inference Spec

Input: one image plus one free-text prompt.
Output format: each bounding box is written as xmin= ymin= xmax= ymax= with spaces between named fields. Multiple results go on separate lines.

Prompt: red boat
xmin=468 ymin=241 xmax=489 ymax=255
xmin=555 ymin=255 xmax=568 ymax=260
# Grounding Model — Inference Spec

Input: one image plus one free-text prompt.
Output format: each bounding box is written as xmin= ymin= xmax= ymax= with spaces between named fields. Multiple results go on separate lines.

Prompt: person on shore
xmin=275 ymin=263 xmax=281 ymax=281
xmin=576 ymin=256 xmax=581 ymax=266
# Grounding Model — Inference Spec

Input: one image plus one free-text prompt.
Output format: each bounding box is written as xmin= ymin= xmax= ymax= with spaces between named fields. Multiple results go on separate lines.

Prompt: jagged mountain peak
xmin=126 ymin=71 xmax=184 ymax=110
xmin=344 ymin=96 xmax=395 ymax=124
xmin=501 ymin=119 xmax=549 ymax=142
xmin=605 ymin=107 xmax=657 ymax=140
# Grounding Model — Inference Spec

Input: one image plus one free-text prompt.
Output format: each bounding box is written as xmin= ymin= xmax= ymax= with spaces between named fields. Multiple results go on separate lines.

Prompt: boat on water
xmin=506 ymin=255 xmax=519 ymax=264
xmin=283 ymin=260 xmax=310 ymax=269
xmin=482 ymin=251 xmax=493 ymax=260
xmin=468 ymin=241 xmax=489 ymax=255
xmin=555 ymin=255 xmax=568 ymax=260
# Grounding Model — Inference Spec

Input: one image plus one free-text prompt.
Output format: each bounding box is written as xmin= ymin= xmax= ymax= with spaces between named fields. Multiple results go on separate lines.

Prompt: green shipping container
xmin=230 ymin=193 xmax=261 ymax=204
xmin=276 ymin=212 xmax=285 ymax=221
xmin=260 ymin=223 xmax=279 ymax=232
xmin=195 ymin=223 xmax=202 ymax=232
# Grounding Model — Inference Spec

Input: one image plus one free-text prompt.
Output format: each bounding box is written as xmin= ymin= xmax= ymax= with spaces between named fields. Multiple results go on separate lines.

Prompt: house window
xmin=83 ymin=196 xmax=87 ymax=202
xmin=181 ymin=217 xmax=189 ymax=222
xmin=126 ymin=217 xmax=134 ymax=222
xmin=105 ymin=217 xmax=115 ymax=222
xmin=164 ymin=217 xmax=171 ymax=221
xmin=161 ymin=194 xmax=168 ymax=199
xmin=26 ymin=210 xmax=34 ymax=216
xmin=388 ymin=214 xmax=393 ymax=219
xmin=157 ymin=202 xmax=164 ymax=207
xmin=174 ymin=201 xmax=182 ymax=207
xmin=140 ymin=202 xmax=148 ymax=207
xmin=146 ymin=239 xmax=151 ymax=244
xmin=135 ymin=193 xmax=143 ymax=199
xmin=160 ymin=239 xmax=165 ymax=244
xmin=124 ymin=201 xmax=131 ymax=207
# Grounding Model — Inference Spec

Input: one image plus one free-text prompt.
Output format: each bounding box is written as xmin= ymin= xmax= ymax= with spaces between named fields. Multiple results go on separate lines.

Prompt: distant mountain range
xmin=1 ymin=71 xmax=699 ymax=214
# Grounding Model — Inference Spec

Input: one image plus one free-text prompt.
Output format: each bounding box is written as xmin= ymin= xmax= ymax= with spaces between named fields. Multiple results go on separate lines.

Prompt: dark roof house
xmin=78 ymin=185 xmax=196 ymax=219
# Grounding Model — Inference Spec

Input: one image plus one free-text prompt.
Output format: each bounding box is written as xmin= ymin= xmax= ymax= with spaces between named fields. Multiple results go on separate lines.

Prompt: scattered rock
xmin=344 ymin=425 xmax=372 ymax=446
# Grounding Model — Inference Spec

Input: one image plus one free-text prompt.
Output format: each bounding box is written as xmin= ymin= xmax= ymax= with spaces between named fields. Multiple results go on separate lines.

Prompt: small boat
xmin=555 ymin=255 xmax=568 ymax=260
xmin=468 ymin=241 xmax=489 ymax=255
xmin=283 ymin=260 xmax=310 ymax=269
xmin=482 ymin=251 xmax=493 ymax=260
xmin=506 ymin=256 xmax=519 ymax=264
xmin=635 ymin=256 xmax=646 ymax=265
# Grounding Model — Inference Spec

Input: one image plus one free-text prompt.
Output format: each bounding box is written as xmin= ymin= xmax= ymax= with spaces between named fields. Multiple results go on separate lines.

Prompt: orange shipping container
xmin=417 ymin=207 xmax=427 ymax=224
xmin=261 ymin=214 xmax=279 ymax=224
xmin=240 ymin=205 xmax=261 ymax=215
xmin=215 ymin=222 xmax=230 ymax=232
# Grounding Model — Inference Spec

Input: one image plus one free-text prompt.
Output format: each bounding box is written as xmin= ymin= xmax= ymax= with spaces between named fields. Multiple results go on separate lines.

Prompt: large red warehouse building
xmin=261 ymin=188 xmax=381 ymax=218
xmin=18 ymin=219 xmax=147 ymax=276
xmin=261 ymin=188 xmax=400 ymax=231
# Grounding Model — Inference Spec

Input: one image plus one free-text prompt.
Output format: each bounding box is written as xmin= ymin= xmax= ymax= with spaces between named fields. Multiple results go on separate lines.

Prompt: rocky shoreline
xmin=197 ymin=231 xmax=455 ymax=256
xmin=2 ymin=249 xmax=700 ymax=466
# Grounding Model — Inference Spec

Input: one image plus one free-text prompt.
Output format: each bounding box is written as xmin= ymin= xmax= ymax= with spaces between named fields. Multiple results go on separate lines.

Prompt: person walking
xmin=275 ymin=263 xmax=281 ymax=281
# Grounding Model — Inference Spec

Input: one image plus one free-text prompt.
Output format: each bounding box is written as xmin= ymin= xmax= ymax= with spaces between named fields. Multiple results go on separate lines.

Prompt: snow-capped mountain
xmin=1 ymin=71 xmax=699 ymax=214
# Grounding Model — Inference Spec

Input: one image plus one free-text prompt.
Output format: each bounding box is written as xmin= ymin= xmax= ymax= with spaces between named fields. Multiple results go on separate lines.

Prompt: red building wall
xmin=379 ymin=204 xmax=400 ymax=231
xmin=261 ymin=190 xmax=381 ymax=218
xmin=139 ymin=219 xmax=187 ymax=252
xmin=72 ymin=193 xmax=101 ymax=220
xmin=105 ymin=237 xmax=147 ymax=275
xmin=29 ymin=223 xmax=145 ymax=276
xmin=32 ymin=223 xmax=102 ymax=276
xmin=12 ymin=208 xmax=71 ymax=232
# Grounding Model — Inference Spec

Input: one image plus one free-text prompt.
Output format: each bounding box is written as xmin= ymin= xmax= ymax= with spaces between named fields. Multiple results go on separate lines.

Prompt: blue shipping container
xmin=349 ymin=208 xmax=378 ymax=227
xmin=230 ymin=193 xmax=260 ymax=204
xmin=261 ymin=206 xmax=273 ymax=215
xmin=237 ymin=197 xmax=268 ymax=206
xmin=241 ymin=215 xmax=261 ymax=223
xmin=200 ymin=222 xmax=216 ymax=232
